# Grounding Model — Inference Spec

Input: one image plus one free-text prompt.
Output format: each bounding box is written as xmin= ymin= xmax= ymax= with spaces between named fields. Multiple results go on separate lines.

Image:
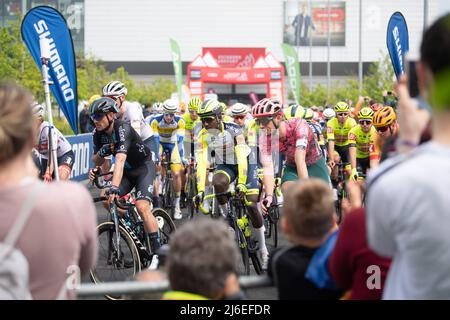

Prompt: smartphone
xmin=405 ymin=60 xmax=420 ymax=98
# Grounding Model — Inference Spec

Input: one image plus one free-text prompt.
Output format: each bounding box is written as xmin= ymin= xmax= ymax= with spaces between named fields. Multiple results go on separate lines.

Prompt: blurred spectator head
xmin=0 ymin=83 xmax=34 ymax=166
xmin=282 ymin=179 xmax=335 ymax=244
xmin=167 ymin=219 xmax=239 ymax=299
xmin=419 ymin=13 xmax=450 ymax=110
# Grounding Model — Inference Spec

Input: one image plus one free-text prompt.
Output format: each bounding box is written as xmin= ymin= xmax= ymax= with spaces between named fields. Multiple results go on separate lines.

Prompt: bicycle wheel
xmin=247 ymin=236 xmax=263 ymax=275
xmin=90 ymin=221 xmax=141 ymax=300
xmin=152 ymin=208 xmax=176 ymax=246
xmin=234 ymin=224 xmax=250 ymax=275
xmin=186 ymin=175 xmax=197 ymax=219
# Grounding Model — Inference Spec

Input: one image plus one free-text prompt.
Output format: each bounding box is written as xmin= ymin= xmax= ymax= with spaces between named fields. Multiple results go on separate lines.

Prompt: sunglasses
xmin=359 ymin=120 xmax=372 ymax=125
xmin=337 ymin=113 xmax=348 ymax=117
xmin=233 ymin=115 xmax=246 ymax=120
xmin=164 ymin=113 xmax=175 ymax=118
xmin=90 ymin=113 xmax=106 ymax=122
xmin=255 ymin=118 xmax=272 ymax=126
xmin=201 ymin=117 xmax=215 ymax=123
xmin=376 ymin=126 xmax=389 ymax=133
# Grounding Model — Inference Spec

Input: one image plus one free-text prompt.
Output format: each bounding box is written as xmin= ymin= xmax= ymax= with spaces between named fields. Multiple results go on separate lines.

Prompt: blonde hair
xmin=283 ymin=179 xmax=335 ymax=241
xmin=0 ymin=83 xmax=34 ymax=165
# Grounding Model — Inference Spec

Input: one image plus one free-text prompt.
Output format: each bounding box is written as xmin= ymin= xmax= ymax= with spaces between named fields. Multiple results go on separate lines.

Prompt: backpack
xmin=0 ymin=182 xmax=44 ymax=299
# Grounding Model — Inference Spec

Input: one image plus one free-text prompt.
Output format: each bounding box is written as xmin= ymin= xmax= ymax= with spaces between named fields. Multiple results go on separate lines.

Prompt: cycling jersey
xmin=182 ymin=112 xmax=201 ymax=143
xmin=348 ymin=125 xmax=377 ymax=158
xmin=121 ymin=101 xmax=153 ymax=141
xmin=93 ymin=119 xmax=150 ymax=169
xmin=150 ymin=114 xmax=185 ymax=144
xmin=35 ymin=121 xmax=72 ymax=159
xmin=369 ymin=124 xmax=399 ymax=161
xmin=260 ymin=118 xmax=323 ymax=167
xmin=326 ymin=117 xmax=357 ymax=147
xmin=196 ymin=122 xmax=250 ymax=192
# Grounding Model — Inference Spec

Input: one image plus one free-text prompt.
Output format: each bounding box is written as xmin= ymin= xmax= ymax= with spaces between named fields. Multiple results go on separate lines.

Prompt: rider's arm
xmin=151 ymin=119 xmax=160 ymax=161
xmin=259 ymin=134 xmax=274 ymax=198
xmin=92 ymin=132 xmax=106 ymax=167
xmin=369 ymin=135 xmax=380 ymax=169
xmin=294 ymin=148 xmax=308 ymax=179
xmin=177 ymin=118 xmax=185 ymax=159
xmin=196 ymin=131 xmax=208 ymax=193
xmin=348 ymin=129 xmax=357 ymax=170
xmin=326 ymin=121 xmax=335 ymax=161
xmin=235 ymin=134 xmax=248 ymax=186
xmin=111 ymin=153 xmax=126 ymax=189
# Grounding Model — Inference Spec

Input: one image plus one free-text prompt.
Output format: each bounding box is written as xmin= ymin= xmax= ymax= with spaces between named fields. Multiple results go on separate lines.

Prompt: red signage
xmin=200 ymin=68 xmax=272 ymax=84
xmin=202 ymin=48 xmax=266 ymax=68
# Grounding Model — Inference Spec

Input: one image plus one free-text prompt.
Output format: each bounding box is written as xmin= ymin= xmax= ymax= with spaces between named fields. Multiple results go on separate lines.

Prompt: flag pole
xmin=40 ymin=37 xmax=60 ymax=181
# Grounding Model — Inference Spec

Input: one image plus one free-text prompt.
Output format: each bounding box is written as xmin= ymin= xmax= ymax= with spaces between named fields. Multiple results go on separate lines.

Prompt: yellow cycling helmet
xmin=334 ymin=101 xmax=349 ymax=112
xmin=197 ymin=99 xmax=223 ymax=118
xmin=358 ymin=107 xmax=374 ymax=121
xmin=373 ymin=106 xmax=396 ymax=127
xmin=304 ymin=108 xmax=314 ymax=122
xmin=283 ymin=104 xmax=305 ymax=120
xmin=88 ymin=94 xmax=101 ymax=107
xmin=188 ymin=96 xmax=202 ymax=112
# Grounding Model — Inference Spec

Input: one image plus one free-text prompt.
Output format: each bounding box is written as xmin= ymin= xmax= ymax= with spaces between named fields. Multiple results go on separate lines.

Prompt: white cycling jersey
xmin=121 ymin=101 xmax=153 ymax=141
xmin=35 ymin=121 xmax=72 ymax=159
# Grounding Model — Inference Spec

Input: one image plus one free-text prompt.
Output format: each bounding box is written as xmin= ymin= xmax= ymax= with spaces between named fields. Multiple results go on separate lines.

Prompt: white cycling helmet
xmin=163 ymin=98 xmax=179 ymax=114
xmin=152 ymin=102 xmax=164 ymax=114
xmin=102 ymin=80 xmax=128 ymax=97
xmin=32 ymin=102 xmax=44 ymax=118
xmin=323 ymin=108 xmax=336 ymax=120
xmin=231 ymin=103 xmax=249 ymax=116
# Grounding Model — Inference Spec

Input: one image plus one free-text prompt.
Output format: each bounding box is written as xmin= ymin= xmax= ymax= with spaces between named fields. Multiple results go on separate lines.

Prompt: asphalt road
xmin=85 ymin=182 xmax=286 ymax=300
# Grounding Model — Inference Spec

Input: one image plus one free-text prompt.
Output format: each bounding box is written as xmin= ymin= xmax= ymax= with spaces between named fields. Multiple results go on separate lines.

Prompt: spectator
xmin=79 ymin=101 xmax=90 ymax=133
xmin=0 ymin=83 xmax=97 ymax=299
xmin=329 ymin=182 xmax=391 ymax=300
xmin=366 ymin=13 xmax=450 ymax=299
xmin=268 ymin=179 xmax=342 ymax=300
xmin=163 ymin=219 xmax=245 ymax=300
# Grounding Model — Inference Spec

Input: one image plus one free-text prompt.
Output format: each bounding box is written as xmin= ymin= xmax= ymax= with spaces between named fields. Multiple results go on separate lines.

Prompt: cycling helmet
xmin=323 ymin=108 xmax=336 ymax=120
xmin=102 ymin=81 xmax=128 ymax=97
xmin=304 ymin=108 xmax=314 ymax=122
xmin=152 ymin=102 xmax=164 ymax=114
xmin=358 ymin=107 xmax=374 ymax=121
xmin=251 ymin=98 xmax=282 ymax=118
xmin=334 ymin=101 xmax=349 ymax=112
xmin=373 ymin=106 xmax=396 ymax=127
xmin=163 ymin=98 xmax=179 ymax=114
xmin=32 ymin=102 xmax=44 ymax=118
xmin=283 ymin=104 xmax=305 ymax=120
xmin=219 ymin=102 xmax=228 ymax=114
xmin=231 ymin=103 xmax=249 ymax=116
xmin=197 ymin=99 xmax=223 ymax=118
xmin=87 ymin=94 xmax=101 ymax=107
xmin=89 ymin=97 xmax=119 ymax=115
xmin=188 ymin=96 xmax=202 ymax=112
xmin=370 ymin=103 xmax=383 ymax=112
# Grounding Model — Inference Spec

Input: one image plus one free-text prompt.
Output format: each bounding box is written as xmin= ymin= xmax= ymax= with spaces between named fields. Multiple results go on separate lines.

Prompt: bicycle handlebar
xmin=92 ymin=169 xmax=114 ymax=189
xmin=197 ymin=191 xmax=252 ymax=214
xmin=92 ymin=195 xmax=134 ymax=210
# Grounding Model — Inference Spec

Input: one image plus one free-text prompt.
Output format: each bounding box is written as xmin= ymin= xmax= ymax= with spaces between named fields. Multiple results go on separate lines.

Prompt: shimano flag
xmin=386 ymin=12 xmax=409 ymax=80
xmin=282 ymin=43 xmax=301 ymax=105
xmin=21 ymin=6 xmax=78 ymax=134
xmin=170 ymin=38 xmax=183 ymax=104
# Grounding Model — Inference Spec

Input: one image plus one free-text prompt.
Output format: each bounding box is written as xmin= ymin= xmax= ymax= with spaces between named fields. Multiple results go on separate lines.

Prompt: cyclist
xmin=230 ymin=102 xmax=251 ymax=132
xmin=348 ymin=107 xmax=376 ymax=181
xmin=370 ymin=106 xmax=398 ymax=169
xmin=102 ymin=81 xmax=156 ymax=162
xmin=326 ymin=101 xmax=357 ymax=182
xmin=194 ymin=99 xmax=269 ymax=268
xmin=251 ymin=98 xmax=330 ymax=206
xmin=32 ymin=102 xmax=74 ymax=181
xmin=304 ymin=108 xmax=327 ymax=157
xmin=183 ymin=97 xmax=202 ymax=159
xmin=88 ymin=97 xmax=161 ymax=262
xmin=151 ymin=98 xmax=186 ymax=220
xmin=283 ymin=104 xmax=306 ymax=120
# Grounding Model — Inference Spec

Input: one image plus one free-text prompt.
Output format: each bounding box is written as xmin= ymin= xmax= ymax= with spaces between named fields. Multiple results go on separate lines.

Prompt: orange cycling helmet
xmin=373 ymin=106 xmax=396 ymax=127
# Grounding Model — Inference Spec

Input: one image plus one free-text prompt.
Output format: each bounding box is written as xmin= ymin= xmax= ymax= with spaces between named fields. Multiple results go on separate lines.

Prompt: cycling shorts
xmin=159 ymin=142 xmax=182 ymax=172
xmin=335 ymin=144 xmax=350 ymax=165
xmin=281 ymin=157 xmax=331 ymax=186
xmin=119 ymin=160 xmax=155 ymax=203
xmin=215 ymin=163 xmax=259 ymax=195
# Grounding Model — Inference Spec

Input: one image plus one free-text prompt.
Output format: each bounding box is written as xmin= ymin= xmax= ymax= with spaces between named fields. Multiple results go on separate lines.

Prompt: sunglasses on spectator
xmin=337 ymin=113 xmax=348 ymax=117
xmin=90 ymin=113 xmax=106 ymax=122
xmin=359 ymin=120 xmax=372 ymax=125
xmin=233 ymin=115 xmax=246 ymax=120
xmin=376 ymin=126 xmax=389 ymax=133
xmin=255 ymin=118 xmax=272 ymax=126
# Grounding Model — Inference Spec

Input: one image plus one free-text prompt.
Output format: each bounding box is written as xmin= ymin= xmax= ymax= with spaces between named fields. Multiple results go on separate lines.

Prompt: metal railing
xmin=77 ymin=275 xmax=273 ymax=299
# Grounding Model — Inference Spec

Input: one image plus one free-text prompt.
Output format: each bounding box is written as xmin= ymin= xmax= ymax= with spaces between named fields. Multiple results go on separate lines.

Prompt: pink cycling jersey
xmin=259 ymin=118 xmax=322 ymax=166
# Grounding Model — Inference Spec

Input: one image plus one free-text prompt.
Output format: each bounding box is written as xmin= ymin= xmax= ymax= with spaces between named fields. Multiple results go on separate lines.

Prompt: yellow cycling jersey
xmin=348 ymin=125 xmax=376 ymax=158
xmin=182 ymin=113 xmax=201 ymax=143
xmin=326 ymin=117 xmax=357 ymax=147
xmin=150 ymin=114 xmax=185 ymax=144
xmin=246 ymin=118 xmax=259 ymax=147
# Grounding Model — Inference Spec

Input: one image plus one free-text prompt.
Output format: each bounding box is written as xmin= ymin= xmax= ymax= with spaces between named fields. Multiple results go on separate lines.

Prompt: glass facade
xmin=0 ymin=0 xmax=84 ymax=54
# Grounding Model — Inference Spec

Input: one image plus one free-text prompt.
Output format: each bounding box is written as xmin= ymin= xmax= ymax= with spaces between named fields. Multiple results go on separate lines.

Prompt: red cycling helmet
xmin=370 ymin=103 xmax=383 ymax=112
xmin=251 ymin=98 xmax=282 ymax=118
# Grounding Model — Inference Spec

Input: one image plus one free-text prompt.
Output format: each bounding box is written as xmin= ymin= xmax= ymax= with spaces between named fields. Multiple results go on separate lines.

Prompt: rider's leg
xmin=212 ymin=171 xmax=230 ymax=215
